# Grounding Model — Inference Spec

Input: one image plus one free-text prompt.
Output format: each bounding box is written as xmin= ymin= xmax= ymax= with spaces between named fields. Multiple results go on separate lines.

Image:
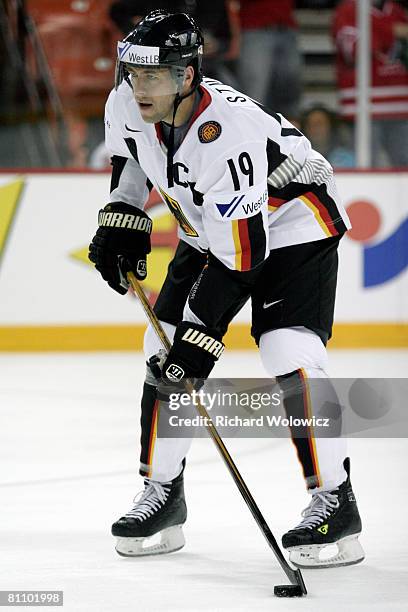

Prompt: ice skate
xmin=282 ymin=458 xmax=364 ymax=568
xmin=112 ymin=470 xmax=187 ymax=557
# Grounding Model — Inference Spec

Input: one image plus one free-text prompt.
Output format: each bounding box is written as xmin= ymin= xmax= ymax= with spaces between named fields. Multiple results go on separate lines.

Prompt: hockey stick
xmin=126 ymin=270 xmax=307 ymax=596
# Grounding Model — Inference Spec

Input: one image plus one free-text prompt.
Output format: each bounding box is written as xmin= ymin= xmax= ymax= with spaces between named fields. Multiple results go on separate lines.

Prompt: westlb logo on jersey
xmin=242 ymin=190 xmax=268 ymax=215
xmin=216 ymin=190 xmax=267 ymax=219
xmin=216 ymin=195 xmax=245 ymax=218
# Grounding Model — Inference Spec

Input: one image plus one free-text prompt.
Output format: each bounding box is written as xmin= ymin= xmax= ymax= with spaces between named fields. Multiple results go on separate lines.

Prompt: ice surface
xmin=1 ymin=350 xmax=407 ymax=611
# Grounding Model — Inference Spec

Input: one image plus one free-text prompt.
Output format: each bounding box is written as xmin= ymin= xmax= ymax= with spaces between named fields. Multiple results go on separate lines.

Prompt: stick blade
xmin=274 ymin=584 xmax=305 ymax=598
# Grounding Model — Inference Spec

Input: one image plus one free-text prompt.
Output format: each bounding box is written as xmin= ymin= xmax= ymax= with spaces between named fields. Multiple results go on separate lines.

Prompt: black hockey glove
xmin=89 ymin=202 xmax=152 ymax=295
xmin=160 ymin=321 xmax=225 ymax=385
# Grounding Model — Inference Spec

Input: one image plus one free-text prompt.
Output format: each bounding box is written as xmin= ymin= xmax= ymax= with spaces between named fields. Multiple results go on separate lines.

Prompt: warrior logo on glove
xmin=165 ymin=364 xmax=186 ymax=382
xmin=98 ymin=209 xmax=152 ymax=232
xmin=181 ymin=327 xmax=225 ymax=358
xmin=136 ymin=260 xmax=147 ymax=278
xmin=159 ymin=322 xmax=225 ymax=385
xmin=89 ymin=201 xmax=152 ymax=294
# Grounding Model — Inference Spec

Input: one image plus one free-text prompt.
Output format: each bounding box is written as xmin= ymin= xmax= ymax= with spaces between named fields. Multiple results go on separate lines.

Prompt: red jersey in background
xmin=239 ymin=0 xmax=297 ymax=30
xmin=332 ymin=0 xmax=408 ymax=119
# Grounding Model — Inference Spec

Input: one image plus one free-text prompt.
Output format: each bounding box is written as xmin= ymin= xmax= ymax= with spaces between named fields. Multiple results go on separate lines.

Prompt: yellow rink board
xmin=0 ymin=323 xmax=407 ymax=351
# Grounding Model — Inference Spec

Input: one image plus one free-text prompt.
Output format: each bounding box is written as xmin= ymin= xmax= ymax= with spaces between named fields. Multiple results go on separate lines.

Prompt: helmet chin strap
xmin=166 ymin=84 xmax=198 ymax=188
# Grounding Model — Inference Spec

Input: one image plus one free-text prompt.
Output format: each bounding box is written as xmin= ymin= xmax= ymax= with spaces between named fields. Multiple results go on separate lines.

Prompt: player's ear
xmin=184 ymin=65 xmax=194 ymax=89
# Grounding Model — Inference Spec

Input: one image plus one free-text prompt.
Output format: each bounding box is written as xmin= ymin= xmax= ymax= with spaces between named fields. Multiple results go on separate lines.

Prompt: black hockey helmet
xmin=115 ymin=10 xmax=204 ymax=90
xmin=116 ymin=10 xmax=204 ymax=188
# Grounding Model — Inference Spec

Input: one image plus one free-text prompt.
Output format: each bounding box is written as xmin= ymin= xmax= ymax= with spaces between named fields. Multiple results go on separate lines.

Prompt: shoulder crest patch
xmin=198 ymin=121 xmax=222 ymax=144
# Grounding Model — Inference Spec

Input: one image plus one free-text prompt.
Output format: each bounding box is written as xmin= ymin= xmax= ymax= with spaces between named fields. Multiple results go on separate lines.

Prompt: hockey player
xmin=89 ymin=10 xmax=364 ymax=568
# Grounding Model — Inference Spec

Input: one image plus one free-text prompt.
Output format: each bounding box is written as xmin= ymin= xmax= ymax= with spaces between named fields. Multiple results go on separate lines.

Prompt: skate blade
xmin=115 ymin=525 xmax=185 ymax=557
xmin=288 ymin=533 xmax=365 ymax=569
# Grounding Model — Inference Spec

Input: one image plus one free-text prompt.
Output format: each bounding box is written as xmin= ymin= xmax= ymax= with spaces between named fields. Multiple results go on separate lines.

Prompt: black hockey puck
xmin=274 ymin=584 xmax=304 ymax=597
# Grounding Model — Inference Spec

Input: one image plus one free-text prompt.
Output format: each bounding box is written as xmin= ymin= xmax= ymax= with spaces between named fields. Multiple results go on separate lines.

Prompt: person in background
xmin=301 ymin=105 xmax=356 ymax=168
xmin=332 ymin=0 xmax=408 ymax=167
xmin=238 ymin=0 xmax=302 ymax=117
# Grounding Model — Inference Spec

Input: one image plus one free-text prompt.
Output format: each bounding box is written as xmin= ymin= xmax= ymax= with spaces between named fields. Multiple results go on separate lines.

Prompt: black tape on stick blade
xmin=274 ymin=584 xmax=304 ymax=598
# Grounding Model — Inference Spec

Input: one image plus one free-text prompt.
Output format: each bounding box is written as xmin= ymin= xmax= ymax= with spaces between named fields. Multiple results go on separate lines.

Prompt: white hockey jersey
xmin=105 ymin=77 xmax=351 ymax=273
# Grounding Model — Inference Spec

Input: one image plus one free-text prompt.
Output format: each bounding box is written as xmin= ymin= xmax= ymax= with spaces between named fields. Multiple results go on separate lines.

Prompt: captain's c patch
xmin=198 ymin=121 xmax=222 ymax=144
